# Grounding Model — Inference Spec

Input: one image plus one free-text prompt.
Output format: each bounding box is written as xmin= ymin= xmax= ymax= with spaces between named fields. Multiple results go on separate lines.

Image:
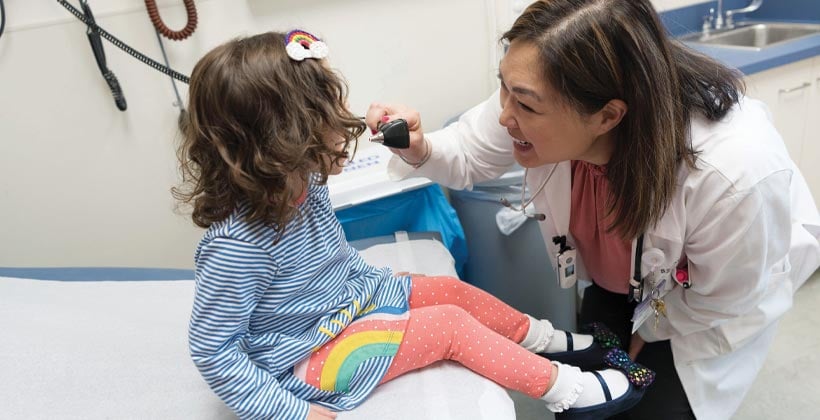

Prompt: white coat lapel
xmin=534 ymin=161 xmax=584 ymax=284
xmin=540 ymin=161 xmax=572 ymax=236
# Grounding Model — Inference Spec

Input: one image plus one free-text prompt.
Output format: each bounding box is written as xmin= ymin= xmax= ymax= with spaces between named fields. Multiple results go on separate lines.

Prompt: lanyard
xmin=628 ymin=234 xmax=645 ymax=303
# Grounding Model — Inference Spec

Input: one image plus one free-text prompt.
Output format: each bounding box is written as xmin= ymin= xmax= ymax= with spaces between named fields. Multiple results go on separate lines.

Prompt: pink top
xmin=569 ymin=161 xmax=632 ymax=294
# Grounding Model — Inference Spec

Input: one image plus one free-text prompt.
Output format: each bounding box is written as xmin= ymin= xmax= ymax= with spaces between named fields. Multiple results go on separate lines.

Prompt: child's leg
xmin=408 ymin=275 xmax=530 ymax=342
xmin=380 ymin=304 xmax=551 ymax=398
xmin=380 ymin=304 xmax=652 ymax=416
xmin=409 ymin=276 xmax=593 ymax=354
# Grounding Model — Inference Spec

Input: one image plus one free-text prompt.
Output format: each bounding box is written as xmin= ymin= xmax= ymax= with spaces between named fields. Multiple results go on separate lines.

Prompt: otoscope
xmin=369 ymin=119 xmax=410 ymax=149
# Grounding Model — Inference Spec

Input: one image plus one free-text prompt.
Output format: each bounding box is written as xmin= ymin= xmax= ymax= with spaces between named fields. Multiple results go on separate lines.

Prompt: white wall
xmin=0 ymin=0 xmax=699 ymax=269
xmin=652 ymin=0 xmax=710 ymax=12
xmin=0 ymin=0 xmax=499 ymax=268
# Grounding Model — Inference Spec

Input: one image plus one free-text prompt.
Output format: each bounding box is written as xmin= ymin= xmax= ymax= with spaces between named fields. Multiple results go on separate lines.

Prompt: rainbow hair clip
xmin=285 ymin=29 xmax=329 ymax=61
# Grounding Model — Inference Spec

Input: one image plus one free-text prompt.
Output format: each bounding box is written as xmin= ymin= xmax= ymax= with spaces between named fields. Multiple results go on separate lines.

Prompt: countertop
xmin=678 ymin=19 xmax=820 ymax=75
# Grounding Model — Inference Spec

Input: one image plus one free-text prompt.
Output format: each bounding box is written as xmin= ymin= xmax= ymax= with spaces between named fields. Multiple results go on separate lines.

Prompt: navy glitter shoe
xmin=540 ymin=322 xmax=622 ymax=370
xmin=603 ymin=348 xmax=656 ymax=389
xmin=553 ymin=373 xmax=646 ymax=420
xmin=554 ymin=349 xmax=655 ymax=420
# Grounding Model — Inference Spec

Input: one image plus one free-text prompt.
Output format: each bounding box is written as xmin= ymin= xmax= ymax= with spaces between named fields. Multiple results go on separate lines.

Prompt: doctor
xmin=366 ymin=0 xmax=820 ymax=418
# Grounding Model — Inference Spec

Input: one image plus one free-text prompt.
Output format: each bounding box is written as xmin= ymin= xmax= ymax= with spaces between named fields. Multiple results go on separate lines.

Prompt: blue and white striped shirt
xmin=189 ymin=182 xmax=412 ymax=419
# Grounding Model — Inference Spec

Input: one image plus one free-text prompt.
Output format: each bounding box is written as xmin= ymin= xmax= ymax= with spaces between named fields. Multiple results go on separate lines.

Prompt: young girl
xmin=174 ymin=30 xmax=654 ymax=420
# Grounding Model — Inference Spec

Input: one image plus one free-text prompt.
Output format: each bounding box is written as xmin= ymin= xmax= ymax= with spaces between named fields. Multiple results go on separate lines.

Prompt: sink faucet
xmin=725 ymin=0 xmax=763 ymax=28
xmin=714 ymin=0 xmax=725 ymax=30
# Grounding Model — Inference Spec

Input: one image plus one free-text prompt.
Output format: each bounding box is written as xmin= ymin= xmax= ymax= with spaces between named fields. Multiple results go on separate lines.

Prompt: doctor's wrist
xmin=398 ymin=137 xmax=431 ymax=168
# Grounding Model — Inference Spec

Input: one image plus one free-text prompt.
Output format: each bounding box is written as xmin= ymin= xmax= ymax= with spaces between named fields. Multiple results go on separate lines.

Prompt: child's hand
xmin=395 ymin=271 xmax=426 ymax=278
xmin=307 ymin=403 xmax=337 ymax=419
xmin=628 ymin=333 xmax=645 ymax=360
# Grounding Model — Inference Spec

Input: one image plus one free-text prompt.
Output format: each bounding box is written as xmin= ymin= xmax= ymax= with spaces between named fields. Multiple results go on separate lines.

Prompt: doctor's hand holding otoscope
xmin=365 ymin=103 xmax=548 ymax=222
xmin=365 ymin=104 xmax=431 ymax=168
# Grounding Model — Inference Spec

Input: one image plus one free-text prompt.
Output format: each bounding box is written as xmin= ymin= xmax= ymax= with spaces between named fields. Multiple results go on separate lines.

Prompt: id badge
xmin=556 ymin=248 xmax=577 ymax=288
xmin=630 ymin=278 xmax=667 ymax=334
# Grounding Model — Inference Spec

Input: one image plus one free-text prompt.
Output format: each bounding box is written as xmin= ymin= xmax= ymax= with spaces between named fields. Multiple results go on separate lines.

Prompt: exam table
xmin=0 ymin=232 xmax=515 ymax=419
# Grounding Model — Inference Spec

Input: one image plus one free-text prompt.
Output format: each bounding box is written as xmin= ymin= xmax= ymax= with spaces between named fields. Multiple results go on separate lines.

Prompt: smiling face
xmin=498 ymin=40 xmax=618 ymax=168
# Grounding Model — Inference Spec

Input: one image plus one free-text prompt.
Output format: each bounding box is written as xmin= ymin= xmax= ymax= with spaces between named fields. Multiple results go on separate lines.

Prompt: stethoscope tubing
xmin=499 ymin=162 xmax=665 ymax=300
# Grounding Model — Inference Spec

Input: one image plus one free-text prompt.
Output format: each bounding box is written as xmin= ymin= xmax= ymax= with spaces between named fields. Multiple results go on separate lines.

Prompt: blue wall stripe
xmin=0 ymin=267 xmax=195 ymax=281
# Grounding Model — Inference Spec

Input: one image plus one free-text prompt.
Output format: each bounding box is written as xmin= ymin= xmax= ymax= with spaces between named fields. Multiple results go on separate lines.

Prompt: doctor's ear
xmin=592 ymin=99 xmax=627 ymax=136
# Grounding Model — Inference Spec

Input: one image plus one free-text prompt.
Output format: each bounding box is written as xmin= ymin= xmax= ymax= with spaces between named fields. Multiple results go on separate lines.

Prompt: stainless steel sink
xmin=681 ymin=22 xmax=820 ymax=50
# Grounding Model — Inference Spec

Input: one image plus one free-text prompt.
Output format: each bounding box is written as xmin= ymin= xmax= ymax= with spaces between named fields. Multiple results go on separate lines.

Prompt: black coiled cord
xmin=0 ymin=0 xmax=6 ymax=41
xmin=57 ymin=0 xmax=190 ymax=84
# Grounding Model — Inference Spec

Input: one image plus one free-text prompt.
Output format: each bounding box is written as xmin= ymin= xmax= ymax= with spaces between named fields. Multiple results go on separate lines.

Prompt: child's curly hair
xmin=173 ymin=31 xmax=365 ymax=233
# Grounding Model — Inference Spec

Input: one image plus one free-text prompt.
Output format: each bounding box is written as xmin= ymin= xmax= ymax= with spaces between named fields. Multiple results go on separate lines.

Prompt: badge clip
xmin=553 ymin=235 xmax=577 ymax=288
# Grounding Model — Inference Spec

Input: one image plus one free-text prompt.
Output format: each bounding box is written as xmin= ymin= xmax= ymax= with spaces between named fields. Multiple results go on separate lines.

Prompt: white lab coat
xmin=388 ymin=90 xmax=820 ymax=419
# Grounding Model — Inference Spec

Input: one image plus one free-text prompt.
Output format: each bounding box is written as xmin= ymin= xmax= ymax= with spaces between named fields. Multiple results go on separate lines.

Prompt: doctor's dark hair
xmin=173 ymin=31 xmax=365 ymax=231
xmin=503 ymin=0 xmax=744 ymax=239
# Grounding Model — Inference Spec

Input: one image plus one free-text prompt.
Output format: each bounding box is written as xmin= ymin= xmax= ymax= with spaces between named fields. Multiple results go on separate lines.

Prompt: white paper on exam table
xmin=0 ymin=238 xmax=515 ymax=420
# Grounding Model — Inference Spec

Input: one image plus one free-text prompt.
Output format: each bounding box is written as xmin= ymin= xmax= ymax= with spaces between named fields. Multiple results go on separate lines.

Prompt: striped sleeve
xmin=189 ymin=236 xmax=309 ymax=420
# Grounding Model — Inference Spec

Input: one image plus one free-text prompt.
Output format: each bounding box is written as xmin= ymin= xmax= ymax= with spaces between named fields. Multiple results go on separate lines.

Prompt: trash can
xmin=448 ymin=169 xmax=577 ymax=331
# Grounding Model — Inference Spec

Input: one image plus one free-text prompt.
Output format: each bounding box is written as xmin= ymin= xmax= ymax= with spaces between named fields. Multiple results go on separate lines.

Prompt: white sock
xmin=544 ymin=329 xmax=594 ymax=353
xmin=541 ymin=363 xmax=630 ymax=413
xmin=520 ymin=315 xmax=594 ymax=353
xmin=541 ymin=362 xmax=583 ymax=412
xmin=520 ymin=315 xmax=554 ymax=353
xmin=573 ymin=369 xmax=629 ymax=408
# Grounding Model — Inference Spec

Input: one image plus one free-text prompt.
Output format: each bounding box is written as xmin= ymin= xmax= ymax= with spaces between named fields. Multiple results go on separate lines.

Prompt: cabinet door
xmin=800 ymin=57 xmax=820 ymax=203
xmin=745 ymin=59 xmax=814 ymax=166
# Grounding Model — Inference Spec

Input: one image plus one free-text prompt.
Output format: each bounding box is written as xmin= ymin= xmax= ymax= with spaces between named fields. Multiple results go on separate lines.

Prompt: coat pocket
xmin=716 ymin=268 xmax=793 ymax=352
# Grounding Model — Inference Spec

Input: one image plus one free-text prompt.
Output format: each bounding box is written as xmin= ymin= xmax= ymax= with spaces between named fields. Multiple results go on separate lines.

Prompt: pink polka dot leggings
xmin=379 ymin=275 xmax=551 ymax=398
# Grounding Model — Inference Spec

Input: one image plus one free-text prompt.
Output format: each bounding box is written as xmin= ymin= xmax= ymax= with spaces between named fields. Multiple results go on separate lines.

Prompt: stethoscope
xmin=498 ymin=164 xmax=558 ymax=222
xmin=499 ymin=163 xmax=691 ymax=299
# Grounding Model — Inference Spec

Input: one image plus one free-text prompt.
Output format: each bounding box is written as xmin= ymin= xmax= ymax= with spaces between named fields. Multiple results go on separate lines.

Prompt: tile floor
xmin=511 ymin=270 xmax=820 ymax=420
xmin=734 ymin=270 xmax=820 ymax=420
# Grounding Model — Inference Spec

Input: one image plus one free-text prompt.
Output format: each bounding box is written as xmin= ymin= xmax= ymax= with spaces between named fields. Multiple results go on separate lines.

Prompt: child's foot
xmin=541 ymin=353 xmax=655 ymax=419
xmin=521 ymin=316 xmax=594 ymax=353
xmin=522 ymin=317 xmax=618 ymax=369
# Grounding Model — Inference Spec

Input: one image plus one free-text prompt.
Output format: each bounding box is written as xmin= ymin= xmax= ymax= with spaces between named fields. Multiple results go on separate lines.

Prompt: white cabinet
xmin=745 ymin=57 xmax=820 ymax=202
xmin=802 ymin=57 xmax=820 ymax=202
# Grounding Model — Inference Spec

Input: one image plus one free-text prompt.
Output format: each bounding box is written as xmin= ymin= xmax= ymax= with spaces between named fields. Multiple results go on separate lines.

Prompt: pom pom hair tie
xmin=285 ymin=29 xmax=329 ymax=61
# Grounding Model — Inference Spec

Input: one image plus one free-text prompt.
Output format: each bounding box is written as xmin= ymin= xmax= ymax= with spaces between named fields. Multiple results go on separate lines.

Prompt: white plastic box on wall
xmin=327 ymin=144 xmax=432 ymax=211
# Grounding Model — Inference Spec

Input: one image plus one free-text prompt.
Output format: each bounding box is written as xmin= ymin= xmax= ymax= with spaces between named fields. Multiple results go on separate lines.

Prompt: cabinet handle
xmin=779 ymin=82 xmax=811 ymax=94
